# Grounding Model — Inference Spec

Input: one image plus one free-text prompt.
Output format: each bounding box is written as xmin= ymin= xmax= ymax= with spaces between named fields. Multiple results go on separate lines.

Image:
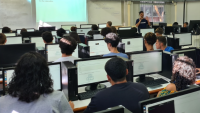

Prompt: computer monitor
xmin=4 ymin=33 xmax=16 ymax=37
xmin=45 ymin=43 xmax=79 ymax=62
xmin=173 ymin=25 xmax=182 ymax=33
xmin=121 ymin=37 xmax=144 ymax=53
xmin=160 ymin=51 xmax=179 ymax=79
xmin=94 ymin=106 xmax=132 ymax=113
xmin=152 ymin=25 xmax=159 ymax=31
xmin=51 ymin=30 xmax=57 ymax=36
xmin=174 ymin=33 xmax=192 ymax=46
xmin=128 ymin=50 xmax=162 ymax=82
xmin=2 ymin=62 xmax=62 ymax=95
xmin=118 ymin=27 xmax=132 ymax=30
xmin=189 ymin=20 xmax=200 ymax=32
xmin=80 ymin=24 xmax=94 ymax=28
xmin=39 ymin=26 xmax=56 ymax=32
xmin=181 ymin=27 xmax=189 ymax=33
xmin=140 ymin=86 xmax=200 ymax=113
xmin=21 ymin=32 xmax=43 ymax=38
xmin=93 ymin=34 xmax=104 ymax=39
xmin=74 ymin=56 xmax=116 ymax=91
xmin=171 ymin=48 xmax=197 ymax=66
xmin=140 ymin=28 xmax=154 ymax=37
xmin=0 ymin=43 xmax=36 ymax=67
xmin=165 ymin=26 xmax=174 ymax=35
xmin=6 ymin=36 xmax=22 ymax=45
xmin=98 ymin=23 xmax=107 ymax=29
xmin=61 ymin=24 xmax=76 ymax=31
xmin=88 ymin=39 xmax=110 ymax=56
xmin=16 ymin=28 xmax=35 ymax=35
xmin=77 ymin=33 xmax=85 ymax=43
xmin=77 ymin=28 xmax=91 ymax=35
xmin=117 ymin=30 xmax=136 ymax=38
xmin=159 ymin=23 xmax=167 ymax=28
xmin=30 ymin=36 xmax=45 ymax=48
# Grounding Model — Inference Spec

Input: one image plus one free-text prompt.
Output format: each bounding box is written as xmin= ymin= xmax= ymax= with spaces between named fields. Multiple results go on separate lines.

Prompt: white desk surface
xmin=73 ymin=74 xmax=170 ymax=109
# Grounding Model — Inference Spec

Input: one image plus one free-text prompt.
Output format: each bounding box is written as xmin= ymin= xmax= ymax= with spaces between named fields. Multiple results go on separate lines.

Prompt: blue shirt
xmin=165 ymin=46 xmax=174 ymax=52
xmin=103 ymin=52 xmax=128 ymax=59
xmin=136 ymin=19 xmax=148 ymax=33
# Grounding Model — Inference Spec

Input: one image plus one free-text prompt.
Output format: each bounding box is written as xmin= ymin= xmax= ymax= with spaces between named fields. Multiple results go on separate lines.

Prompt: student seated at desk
xmin=2 ymin=27 xmax=12 ymax=33
xmin=0 ymin=33 xmax=7 ymax=45
xmin=156 ymin=36 xmax=174 ymax=52
xmin=103 ymin=33 xmax=128 ymax=59
xmin=144 ymin=32 xmax=157 ymax=51
xmin=69 ymin=32 xmax=81 ymax=43
xmin=42 ymin=31 xmax=54 ymax=44
xmin=157 ymin=56 xmax=196 ymax=97
xmin=71 ymin=26 xmax=77 ymax=32
xmin=101 ymin=27 xmax=112 ymax=37
xmin=155 ymin=27 xmax=163 ymax=37
xmin=0 ymin=52 xmax=73 ymax=113
xmin=57 ymin=28 xmax=66 ymax=38
xmin=183 ymin=22 xmax=189 ymax=28
xmin=83 ymin=57 xmax=149 ymax=113
xmin=20 ymin=28 xmax=27 ymax=35
xmin=87 ymin=24 xmax=99 ymax=36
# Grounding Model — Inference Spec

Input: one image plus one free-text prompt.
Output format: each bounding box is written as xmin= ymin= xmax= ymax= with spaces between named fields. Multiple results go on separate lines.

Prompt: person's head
xmin=155 ymin=27 xmax=163 ymax=37
xmin=57 ymin=28 xmax=66 ymax=37
xmin=156 ymin=36 xmax=167 ymax=50
xmin=104 ymin=33 xmax=120 ymax=51
xmin=173 ymin=22 xmax=179 ymax=26
xmin=69 ymin=32 xmax=81 ymax=43
xmin=101 ymin=27 xmax=112 ymax=37
xmin=110 ymin=26 xmax=117 ymax=33
xmin=20 ymin=28 xmax=27 ymax=35
xmin=71 ymin=26 xmax=77 ymax=32
xmin=92 ymin=24 xmax=98 ymax=30
xmin=0 ymin=33 xmax=7 ymax=45
xmin=8 ymin=52 xmax=53 ymax=103
xmin=172 ymin=56 xmax=196 ymax=91
xmin=2 ymin=27 xmax=11 ymax=33
xmin=105 ymin=57 xmax=128 ymax=84
xmin=106 ymin=21 xmax=112 ymax=27
xmin=139 ymin=11 xmax=144 ymax=18
xmin=59 ymin=36 xmax=77 ymax=56
xmin=183 ymin=22 xmax=188 ymax=28
xmin=144 ymin=32 xmax=157 ymax=47
xmin=42 ymin=31 xmax=54 ymax=44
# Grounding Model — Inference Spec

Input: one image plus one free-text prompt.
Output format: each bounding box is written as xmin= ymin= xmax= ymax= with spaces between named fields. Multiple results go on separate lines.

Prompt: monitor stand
xmin=85 ymin=83 xmax=106 ymax=92
xmin=136 ymin=75 xmax=154 ymax=83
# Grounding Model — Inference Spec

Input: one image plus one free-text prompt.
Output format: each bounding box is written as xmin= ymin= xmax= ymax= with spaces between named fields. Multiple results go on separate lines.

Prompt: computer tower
xmin=119 ymin=57 xmax=133 ymax=82
xmin=63 ymin=61 xmax=78 ymax=101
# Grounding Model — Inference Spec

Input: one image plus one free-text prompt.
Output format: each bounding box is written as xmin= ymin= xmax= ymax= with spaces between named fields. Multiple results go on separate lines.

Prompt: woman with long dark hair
xmin=0 ymin=52 xmax=73 ymax=113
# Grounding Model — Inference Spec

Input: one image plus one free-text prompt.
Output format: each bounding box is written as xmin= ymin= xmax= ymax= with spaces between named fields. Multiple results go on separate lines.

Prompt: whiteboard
xmin=0 ymin=0 xmax=33 ymax=29
xmin=88 ymin=0 xmax=122 ymax=25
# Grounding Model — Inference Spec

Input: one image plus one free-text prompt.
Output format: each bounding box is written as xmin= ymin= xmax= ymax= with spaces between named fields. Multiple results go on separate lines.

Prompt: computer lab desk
xmin=72 ymin=74 xmax=170 ymax=112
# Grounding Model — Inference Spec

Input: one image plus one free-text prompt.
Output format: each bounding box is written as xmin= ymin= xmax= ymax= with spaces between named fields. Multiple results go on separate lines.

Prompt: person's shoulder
xmin=103 ymin=53 xmax=112 ymax=57
xmin=46 ymin=91 xmax=66 ymax=101
xmin=165 ymin=83 xmax=176 ymax=91
xmin=118 ymin=53 xmax=128 ymax=58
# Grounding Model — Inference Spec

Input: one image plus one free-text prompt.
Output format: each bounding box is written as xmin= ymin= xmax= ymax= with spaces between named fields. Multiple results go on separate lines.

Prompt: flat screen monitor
xmin=117 ymin=30 xmax=136 ymax=38
xmin=140 ymin=86 xmax=200 ymax=113
xmin=2 ymin=62 xmax=62 ymax=93
xmin=45 ymin=43 xmax=79 ymax=62
xmin=121 ymin=37 xmax=143 ymax=53
xmin=4 ymin=33 xmax=16 ymax=37
xmin=152 ymin=25 xmax=159 ymax=31
xmin=98 ymin=24 xmax=107 ymax=29
xmin=165 ymin=26 xmax=174 ymax=35
xmin=61 ymin=24 xmax=76 ymax=31
xmin=174 ymin=33 xmax=192 ymax=46
xmin=74 ymin=56 xmax=116 ymax=89
xmin=93 ymin=34 xmax=104 ymax=39
xmin=118 ymin=27 xmax=132 ymax=30
xmin=80 ymin=24 xmax=94 ymax=28
xmin=173 ymin=25 xmax=182 ymax=33
xmin=51 ymin=30 xmax=57 ymax=36
xmin=159 ymin=23 xmax=167 ymax=27
xmin=140 ymin=28 xmax=154 ymax=37
xmin=88 ymin=40 xmax=110 ymax=56
xmin=189 ymin=20 xmax=200 ymax=31
xmin=6 ymin=36 xmax=22 ymax=45
xmin=0 ymin=43 xmax=36 ymax=67
xmin=181 ymin=27 xmax=189 ymax=33
xmin=21 ymin=32 xmax=43 ymax=38
xmin=171 ymin=48 xmax=197 ymax=66
xmin=30 ymin=37 xmax=45 ymax=48
xmin=129 ymin=50 xmax=162 ymax=82
xmin=39 ymin=26 xmax=56 ymax=32
xmin=77 ymin=28 xmax=91 ymax=35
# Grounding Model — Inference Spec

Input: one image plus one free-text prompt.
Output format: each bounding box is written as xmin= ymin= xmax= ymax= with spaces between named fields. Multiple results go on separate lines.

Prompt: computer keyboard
xmin=142 ymin=78 xmax=169 ymax=87
xmin=78 ymin=89 xmax=105 ymax=100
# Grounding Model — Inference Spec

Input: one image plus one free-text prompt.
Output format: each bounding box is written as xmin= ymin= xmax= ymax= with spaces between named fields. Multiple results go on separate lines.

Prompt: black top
xmin=83 ymin=82 xmax=149 ymax=113
xmin=136 ymin=19 xmax=148 ymax=33
xmin=87 ymin=30 xmax=100 ymax=36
